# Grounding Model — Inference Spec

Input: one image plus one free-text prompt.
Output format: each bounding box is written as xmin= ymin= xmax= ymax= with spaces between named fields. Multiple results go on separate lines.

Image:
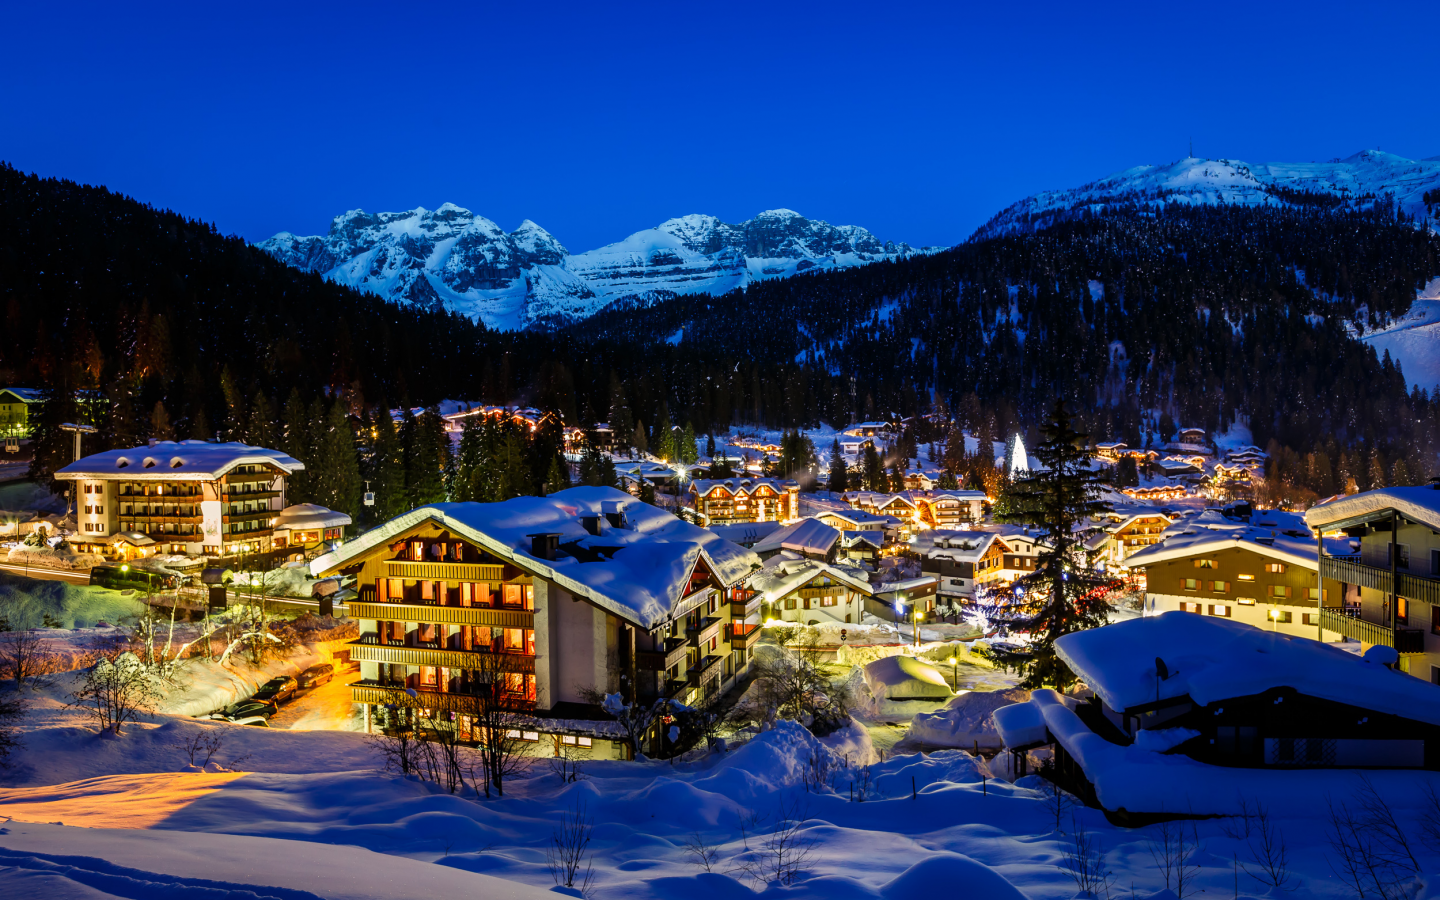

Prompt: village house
xmin=0 ymin=387 xmax=42 ymax=446
xmin=749 ymin=552 xmax=872 ymax=626
xmin=751 ymin=517 xmax=842 ymax=562
xmin=1306 ymin=485 xmax=1440 ymax=683
xmin=309 ymin=487 xmax=762 ymax=757
xmin=993 ymin=613 xmax=1440 ymax=817
xmin=1121 ymin=507 xmax=1347 ymax=640
xmin=813 ymin=507 xmax=900 ymax=543
xmin=56 ymin=441 xmax=309 ymax=558
xmin=912 ymin=490 xmax=986 ymax=528
xmin=688 ymin=477 xmax=799 ymax=525
xmin=1084 ymin=508 xmax=1173 ymax=566
xmin=914 ymin=529 xmax=1012 ymax=603
xmin=1095 ymin=441 xmax=1127 ymax=460
xmin=843 ymin=421 xmax=892 ymax=438
xmin=1122 ymin=484 xmax=1187 ymax=502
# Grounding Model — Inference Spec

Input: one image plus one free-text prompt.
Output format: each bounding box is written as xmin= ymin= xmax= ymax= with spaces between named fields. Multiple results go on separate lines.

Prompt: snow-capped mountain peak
xmin=973 ymin=150 xmax=1440 ymax=240
xmin=258 ymin=208 xmax=933 ymax=331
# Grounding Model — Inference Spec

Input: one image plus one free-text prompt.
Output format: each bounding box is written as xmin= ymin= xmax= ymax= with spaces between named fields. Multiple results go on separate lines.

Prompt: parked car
xmin=251 ymin=676 xmax=297 ymax=705
xmin=296 ymin=663 xmax=334 ymax=690
xmin=202 ymin=699 xmax=276 ymax=722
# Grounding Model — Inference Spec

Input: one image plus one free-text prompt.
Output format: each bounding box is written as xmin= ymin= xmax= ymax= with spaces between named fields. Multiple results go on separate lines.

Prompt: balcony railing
xmin=349 ymin=601 xmax=533 ymax=628
xmin=727 ymin=623 xmax=760 ymax=650
xmin=636 ymin=637 xmax=688 ymax=672
xmin=1321 ymin=557 xmax=1440 ymax=607
xmin=686 ymin=616 xmax=722 ymax=648
xmin=1317 ymin=608 xmax=1426 ymax=654
xmin=350 ymin=681 xmax=535 ymax=709
xmin=384 ymin=560 xmax=507 ymax=582
xmin=664 ymin=679 xmax=690 ymax=700
xmin=687 ymin=654 xmax=723 ymax=686
xmin=730 ymin=595 xmax=762 ymax=619
xmin=349 ymin=641 xmax=536 ymax=672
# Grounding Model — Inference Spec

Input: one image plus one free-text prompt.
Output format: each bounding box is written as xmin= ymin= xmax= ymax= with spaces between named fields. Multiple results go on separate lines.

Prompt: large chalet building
xmin=1307 ymin=486 xmax=1440 ymax=683
xmin=688 ymin=477 xmax=799 ymax=525
xmin=310 ymin=487 xmax=763 ymax=757
xmin=56 ymin=441 xmax=305 ymax=557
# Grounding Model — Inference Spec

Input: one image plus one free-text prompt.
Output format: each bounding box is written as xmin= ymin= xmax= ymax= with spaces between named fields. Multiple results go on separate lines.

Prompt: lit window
xmin=1238 ymin=574 xmax=1255 ymax=582
xmin=1265 ymin=563 xmax=1287 ymax=574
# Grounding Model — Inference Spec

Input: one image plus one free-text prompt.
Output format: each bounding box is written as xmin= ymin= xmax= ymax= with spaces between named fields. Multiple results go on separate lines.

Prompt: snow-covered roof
xmin=109 ymin=530 xmax=156 ymax=546
xmin=311 ymin=487 xmax=760 ymax=630
xmin=1306 ymin=485 xmax=1440 ymax=533
xmin=0 ymin=387 xmax=42 ymax=402
xmin=745 ymin=552 xmax=871 ymax=601
xmin=841 ymin=530 xmax=883 ymax=549
xmin=1055 ymin=612 xmax=1440 ymax=726
xmin=912 ymin=529 xmax=1003 ymax=562
xmin=752 ymin=517 xmax=840 ymax=557
xmin=55 ymin=441 xmax=304 ymax=481
xmin=872 ymin=575 xmax=938 ymax=596
xmin=862 ymin=655 xmax=951 ymax=700
xmin=819 ymin=508 xmax=896 ymax=528
xmin=689 ymin=477 xmax=797 ymax=497
xmin=1121 ymin=508 xmax=1342 ymax=571
xmin=706 ymin=521 xmax=783 ymax=546
xmin=274 ymin=504 xmax=352 ymax=531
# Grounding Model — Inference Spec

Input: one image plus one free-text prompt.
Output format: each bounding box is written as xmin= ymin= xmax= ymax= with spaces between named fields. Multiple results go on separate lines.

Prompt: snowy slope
xmin=974 ymin=149 xmax=1440 ymax=239
xmin=259 ymin=207 xmax=932 ymax=331
xmin=1360 ymin=276 xmax=1440 ymax=391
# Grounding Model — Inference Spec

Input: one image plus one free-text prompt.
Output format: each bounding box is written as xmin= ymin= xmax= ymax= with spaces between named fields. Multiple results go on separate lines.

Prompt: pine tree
xmin=368 ymin=409 xmax=406 ymax=520
xmin=631 ymin=420 xmax=648 ymax=456
xmin=680 ymin=422 xmax=699 ymax=465
xmin=861 ymin=444 xmax=885 ymax=492
xmin=218 ymin=367 xmax=246 ymax=441
xmin=314 ymin=400 xmax=362 ymax=517
xmin=454 ymin=415 xmax=484 ymax=502
xmin=149 ymin=401 xmax=174 ymax=441
xmin=281 ymin=389 xmax=314 ymax=503
xmin=827 ymin=437 xmax=849 ymax=493
xmin=705 ymin=432 xmax=716 ymax=459
xmin=408 ymin=408 xmax=451 ymax=505
xmin=991 ymin=399 xmax=1116 ymax=689
xmin=248 ymin=391 xmax=278 ymax=448
xmin=545 ymin=453 xmax=569 ymax=494
xmin=188 ymin=406 xmax=212 ymax=442
xmin=607 ymin=375 xmax=633 ymax=452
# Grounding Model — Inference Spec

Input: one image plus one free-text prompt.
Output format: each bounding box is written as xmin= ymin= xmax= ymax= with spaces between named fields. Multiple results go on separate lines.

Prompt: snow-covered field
xmin=1361 ymin=276 xmax=1440 ymax=392
xmin=8 ymin=663 xmax=1440 ymax=899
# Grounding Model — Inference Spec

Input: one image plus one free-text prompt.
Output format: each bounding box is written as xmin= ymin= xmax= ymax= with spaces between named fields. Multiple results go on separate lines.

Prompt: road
xmin=267 ymin=661 xmax=363 ymax=732
xmin=0 ymin=561 xmax=92 ymax=583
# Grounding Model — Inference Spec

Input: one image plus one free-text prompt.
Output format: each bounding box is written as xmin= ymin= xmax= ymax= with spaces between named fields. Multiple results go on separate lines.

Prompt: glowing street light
xmin=948 ymin=655 xmax=958 ymax=687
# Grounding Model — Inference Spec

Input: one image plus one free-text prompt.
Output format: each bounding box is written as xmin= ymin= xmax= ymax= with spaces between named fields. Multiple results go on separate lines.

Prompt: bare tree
xmin=1354 ymin=775 xmax=1420 ymax=873
xmin=737 ymin=636 xmax=850 ymax=735
xmin=1240 ymin=801 xmax=1294 ymax=892
xmin=584 ymin=688 xmax=673 ymax=760
xmin=681 ymin=832 xmax=722 ymax=872
xmin=1217 ymin=795 xmax=1259 ymax=840
xmin=1419 ymin=782 xmax=1440 ymax=848
xmin=469 ymin=652 xmax=531 ymax=798
xmin=1327 ymin=785 xmax=1419 ymax=900
xmin=1147 ymin=818 xmax=1202 ymax=898
xmin=69 ymin=650 xmax=164 ymax=735
xmin=742 ymin=794 xmax=817 ymax=887
xmin=547 ymin=800 xmax=596 ymax=894
xmin=548 ymin=742 xmax=588 ymax=785
xmin=173 ymin=728 xmax=224 ymax=768
xmin=371 ymin=716 xmax=424 ymax=777
xmin=1060 ymin=813 xmax=1114 ymax=898
xmin=1038 ymin=759 xmax=1075 ymax=832
xmin=0 ymin=628 xmax=62 ymax=689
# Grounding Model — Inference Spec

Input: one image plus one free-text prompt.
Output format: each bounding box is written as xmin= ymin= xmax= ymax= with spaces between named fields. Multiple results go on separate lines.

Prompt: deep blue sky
xmin=4 ymin=1 xmax=1437 ymax=252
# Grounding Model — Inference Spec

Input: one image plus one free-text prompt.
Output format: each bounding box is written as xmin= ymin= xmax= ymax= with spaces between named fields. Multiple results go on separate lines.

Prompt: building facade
xmin=688 ymin=477 xmax=799 ymax=525
xmin=55 ymin=441 xmax=304 ymax=557
xmin=310 ymin=488 xmax=763 ymax=757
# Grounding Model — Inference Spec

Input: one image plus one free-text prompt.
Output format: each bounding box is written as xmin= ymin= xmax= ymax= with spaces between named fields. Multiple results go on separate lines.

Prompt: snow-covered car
xmin=201 ymin=699 xmax=277 ymax=722
xmin=251 ymin=676 xmax=297 ymax=705
xmin=296 ymin=663 xmax=334 ymax=690
xmin=230 ymin=716 xmax=271 ymax=728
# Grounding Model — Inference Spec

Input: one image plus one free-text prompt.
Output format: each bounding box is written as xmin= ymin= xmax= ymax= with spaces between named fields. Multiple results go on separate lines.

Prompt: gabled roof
xmin=746 ymin=552 xmax=872 ymax=601
xmin=689 ymin=477 xmax=797 ymax=498
xmin=841 ymin=531 xmax=883 ymax=549
xmin=706 ymin=521 xmax=783 ymax=546
xmin=56 ymin=441 xmax=304 ymax=481
xmin=1056 ymin=612 xmax=1440 ymax=727
xmin=752 ymin=517 xmax=841 ymax=556
xmin=274 ymin=503 xmax=352 ymax=531
xmin=1122 ymin=508 xmax=1345 ymax=571
xmin=311 ymin=487 xmax=759 ymax=630
xmin=819 ymin=508 xmax=896 ymax=527
xmin=1305 ymin=485 xmax=1440 ymax=533
xmin=912 ymin=529 xmax=1007 ymax=562
xmin=0 ymin=387 xmax=43 ymax=403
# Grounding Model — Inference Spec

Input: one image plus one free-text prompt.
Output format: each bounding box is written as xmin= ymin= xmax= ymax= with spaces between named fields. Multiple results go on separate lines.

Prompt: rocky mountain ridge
xmin=259 ymin=206 xmax=931 ymax=330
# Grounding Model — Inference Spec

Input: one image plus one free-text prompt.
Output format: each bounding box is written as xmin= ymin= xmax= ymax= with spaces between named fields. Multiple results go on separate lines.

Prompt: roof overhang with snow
xmin=1305 ymin=486 xmax=1440 ymax=533
xmin=56 ymin=441 xmax=304 ymax=482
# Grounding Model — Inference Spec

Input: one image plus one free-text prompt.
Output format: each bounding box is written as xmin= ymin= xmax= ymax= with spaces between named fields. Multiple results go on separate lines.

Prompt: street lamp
xmin=1269 ymin=607 xmax=1281 ymax=632
xmin=914 ymin=610 xmax=924 ymax=648
xmin=948 ymin=655 xmax=958 ymax=688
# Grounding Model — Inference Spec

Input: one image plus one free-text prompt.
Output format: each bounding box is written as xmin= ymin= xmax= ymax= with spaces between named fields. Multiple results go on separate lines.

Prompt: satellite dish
xmin=1155 ymin=657 xmax=1170 ymax=680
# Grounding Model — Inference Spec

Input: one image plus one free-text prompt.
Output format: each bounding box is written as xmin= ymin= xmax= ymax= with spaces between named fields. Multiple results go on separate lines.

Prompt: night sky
xmin=4 ymin=0 xmax=1437 ymax=251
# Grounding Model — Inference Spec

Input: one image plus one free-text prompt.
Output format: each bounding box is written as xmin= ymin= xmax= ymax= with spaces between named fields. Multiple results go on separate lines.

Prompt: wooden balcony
xmin=1321 ymin=557 xmax=1440 ymax=606
xmin=727 ymin=623 xmax=760 ymax=650
xmin=349 ymin=602 xmax=533 ymax=628
xmin=637 ymin=637 xmax=688 ymax=672
xmin=222 ymin=489 xmax=281 ymax=501
xmin=686 ymin=616 xmax=721 ymax=648
xmin=687 ymin=654 xmax=723 ymax=686
xmin=384 ymin=560 xmax=507 ymax=582
xmin=350 ymin=681 xmax=535 ymax=709
xmin=223 ymin=510 xmax=275 ymax=524
xmin=349 ymin=641 xmax=536 ymax=672
xmin=1317 ymin=608 xmax=1426 ymax=654
xmin=730 ymin=595 xmax=762 ymax=618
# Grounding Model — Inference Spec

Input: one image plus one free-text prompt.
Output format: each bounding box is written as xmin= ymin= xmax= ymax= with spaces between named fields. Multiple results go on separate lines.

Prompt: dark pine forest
xmin=2 ymin=162 xmax=1438 ymax=517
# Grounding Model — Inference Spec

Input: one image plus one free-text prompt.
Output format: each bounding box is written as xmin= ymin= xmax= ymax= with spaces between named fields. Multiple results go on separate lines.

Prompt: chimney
xmin=580 ymin=515 xmax=602 ymax=536
xmin=528 ymin=533 xmax=560 ymax=561
xmin=602 ymin=499 xmax=627 ymax=530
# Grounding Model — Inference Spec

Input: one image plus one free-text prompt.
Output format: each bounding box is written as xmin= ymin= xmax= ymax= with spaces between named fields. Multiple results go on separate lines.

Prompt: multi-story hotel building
xmin=55 ymin=441 xmax=304 ymax=557
xmin=688 ymin=477 xmax=799 ymax=525
xmin=309 ymin=487 xmax=763 ymax=757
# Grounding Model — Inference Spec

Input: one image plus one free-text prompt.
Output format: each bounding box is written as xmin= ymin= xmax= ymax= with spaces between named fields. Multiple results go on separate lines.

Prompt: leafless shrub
xmin=0 ymin=629 xmax=62 ymax=689
xmin=1419 ymin=782 xmax=1440 ymax=847
xmin=737 ymin=807 xmax=766 ymax=851
xmin=1038 ymin=759 xmax=1075 ymax=833
xmin=371 ymin=721 xmax=424 ymax=778
xmin=68 ymin=650 xmax=164 ymax=735
xmin=173 ymin=728 xmax=224 ymax=767
xmin=739 ymin=794 xmax=816 ymax=886
xmin=549 ymin=743 xmax=588 ymax=784
xmin=1326 ymin=783 xmax=1420 ymax=900
xmin=1060 ymin=813 xmax=1114 ymax=898
xmin=1218 ymin=795 xmax=1259 ymax=840
xmin=1239 ymin=801 xmax=1294 ymax=891
xmin=1147 ymin=818 xmax=1202 ymax=898
xmin=547 ymin=800 xmax=596 ymax=894
xmin=681 ymin=832 xmax=722 ymax=872
xmin=852 ymin=764 xmax=875 ymax=802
